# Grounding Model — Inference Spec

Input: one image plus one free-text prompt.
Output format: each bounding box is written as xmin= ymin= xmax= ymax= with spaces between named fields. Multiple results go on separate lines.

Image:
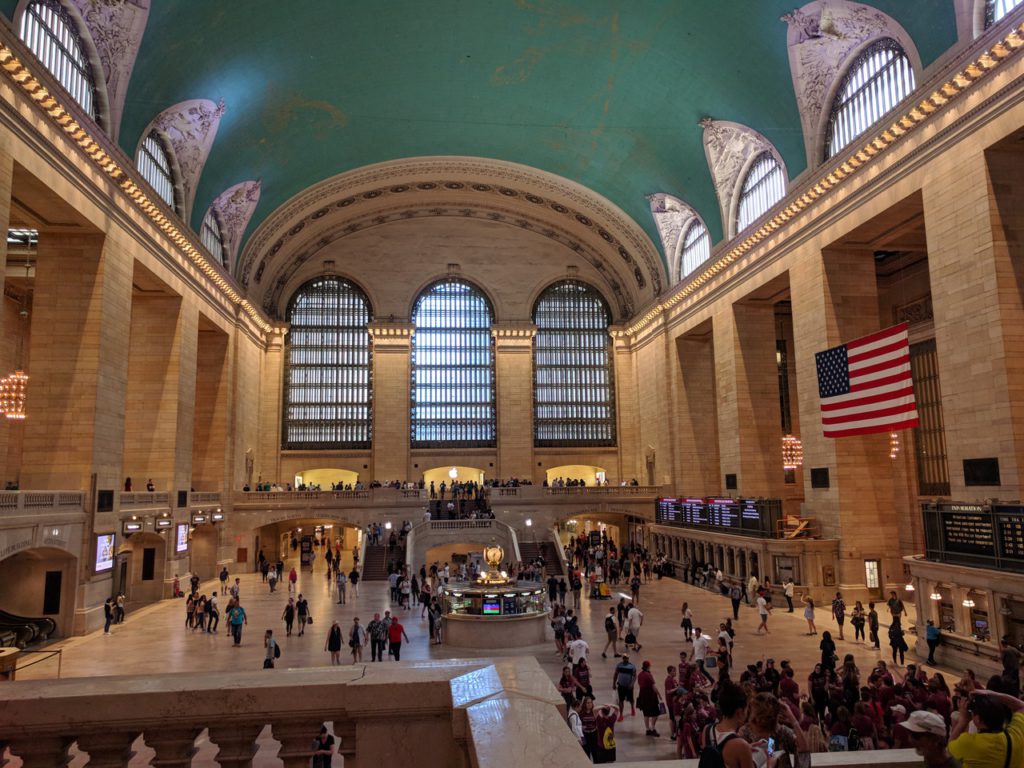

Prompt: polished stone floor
xmin=13 ymin=557 xmax=945 ymax=765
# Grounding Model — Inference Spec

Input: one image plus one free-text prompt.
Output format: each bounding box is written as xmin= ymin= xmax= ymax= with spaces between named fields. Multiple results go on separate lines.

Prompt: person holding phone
xmin=737 ymin=691 xmax=808 ymax=768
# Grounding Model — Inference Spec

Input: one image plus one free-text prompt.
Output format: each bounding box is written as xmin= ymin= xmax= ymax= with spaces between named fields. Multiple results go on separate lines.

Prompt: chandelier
xmin=0 ymin=370 xmax=27 ymax=419
xmin=889 ymin=431 xmax=900 ymax=460
xmin=781 ymin=434 xmax=803 ymax=471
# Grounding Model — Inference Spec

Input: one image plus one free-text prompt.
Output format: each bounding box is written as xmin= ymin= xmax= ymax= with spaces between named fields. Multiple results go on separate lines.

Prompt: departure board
xmin=655 ymin=497 xmax=781 ymax=538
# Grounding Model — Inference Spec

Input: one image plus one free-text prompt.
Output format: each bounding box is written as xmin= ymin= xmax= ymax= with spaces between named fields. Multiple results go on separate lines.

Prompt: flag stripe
xmin=816 ymin=323 xmax=918 ymax=439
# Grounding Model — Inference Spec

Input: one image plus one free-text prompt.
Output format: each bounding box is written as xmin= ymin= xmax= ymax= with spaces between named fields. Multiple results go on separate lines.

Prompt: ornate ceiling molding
xmin=140 ymin=98 xmax=225 ymax=220
xmin=700 ymin=119 xmax=786 ymax=240
xmin=207 ymin=180 xmax=260 ymax=275
xmin=647 ymin=193 xmax=700 ymax=285
xmin=783 ymin=1 xmax=922 ymax=166
xmin=66 ymin=0 xmax=149 ymax=143
xmin=238 ymin=156 xmax=664 ymax=318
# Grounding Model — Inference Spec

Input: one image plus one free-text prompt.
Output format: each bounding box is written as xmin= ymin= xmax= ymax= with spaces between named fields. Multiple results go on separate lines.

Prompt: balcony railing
xmin=0 ymin=491 xmax=85 ymax=515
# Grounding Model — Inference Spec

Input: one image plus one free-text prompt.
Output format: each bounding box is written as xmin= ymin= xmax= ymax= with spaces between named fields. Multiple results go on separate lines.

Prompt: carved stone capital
xmin=491 ymin=322 xmax=537 ymax=351
xmin=368 ymin=320 xmax=415 ymax=351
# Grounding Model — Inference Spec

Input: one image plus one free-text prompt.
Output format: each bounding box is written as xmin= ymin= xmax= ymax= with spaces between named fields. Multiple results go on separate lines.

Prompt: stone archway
xmin=0 ymin=546 xmax=78 ymax=639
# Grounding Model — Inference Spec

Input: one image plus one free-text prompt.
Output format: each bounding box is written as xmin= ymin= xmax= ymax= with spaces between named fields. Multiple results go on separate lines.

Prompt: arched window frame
xmin=678 ymin=218 xmax=711 ymax=281
xmin=410 ymin=278 xmax=496 ymax=449
xmin=736 ymin=151 xmax=786 ymax=234
xmin=824 ymin=38 xmax=916 ymax=161
xmin=200 ymin=208 xmax=226 ymax=267
xmin=532 ymin=280 xmax=616 ymax=448
xmin=17 ymin=0 xmax=108 ymax=130
xmin=135 ymin=131 xmax=182 ymax=215
xmin=986 ymin=0 xmax=1024 ymax=26
xmin=282 ymin=277 xmax=373 ymax=450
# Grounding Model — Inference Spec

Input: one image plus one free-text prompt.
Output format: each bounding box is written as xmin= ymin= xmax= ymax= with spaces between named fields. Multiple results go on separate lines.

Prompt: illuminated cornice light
xmin=781 ymin=434 xmax=803 ymax=471
xmin=0 ymin=370 xmax=27 ymax=419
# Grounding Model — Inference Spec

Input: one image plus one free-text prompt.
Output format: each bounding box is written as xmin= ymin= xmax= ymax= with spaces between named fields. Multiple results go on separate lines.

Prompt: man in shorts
xmin=613 ymin=653 xmax=637 ymax=720
xmin=602 ymin=607 xmax=619 ymax=658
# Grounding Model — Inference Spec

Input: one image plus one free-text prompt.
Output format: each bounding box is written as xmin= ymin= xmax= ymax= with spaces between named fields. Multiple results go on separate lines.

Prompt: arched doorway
xmin=254 ymin=517 xmax=363 ymax=574
xmin=294 ymin=468 xmax=360 ymax=490
xmin=117 ymin=532 xmax=167 ymax=607
xmin=0 ymin=547 xmax=77 ymax=639
xmin=422 ymin=466 xmax=486 ymax=488
xmin=545 ymin=465 xmax=607 ymax=486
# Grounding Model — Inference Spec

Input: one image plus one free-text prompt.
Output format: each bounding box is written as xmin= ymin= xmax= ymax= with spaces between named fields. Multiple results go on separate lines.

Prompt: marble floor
xmin=14 ymin=559 xmax=946 ymax=765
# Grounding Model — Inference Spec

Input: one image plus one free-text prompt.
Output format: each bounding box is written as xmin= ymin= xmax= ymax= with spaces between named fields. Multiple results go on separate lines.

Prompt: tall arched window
xmin=736 ymin=152 xmax=786 ymax=233
xmin=283 ymin=277 xmax=373 ymax=449
xmin=200 ymin=209 xmax=226 ymax=267
xmin=987 ymin=0 xmax=1023 ymax=26
xmin=679 ymin=219 xmax=711 ymax=280
xmin=411 ymin=279 xmax=495 ymax=448
xmin=533 ymin=280 xmax=616 ymax=447
xmin=136 ymin=132 xmax=178 ymax=213
xmin=825 ymin=39 xmax=915 ymax=160
xmin=18 ymin=0 xmax=98 ymax=122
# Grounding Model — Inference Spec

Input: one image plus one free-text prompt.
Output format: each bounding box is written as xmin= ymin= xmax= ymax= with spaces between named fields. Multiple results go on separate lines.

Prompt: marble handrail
xmin=0 ymin=490 xmax=85 ymax=514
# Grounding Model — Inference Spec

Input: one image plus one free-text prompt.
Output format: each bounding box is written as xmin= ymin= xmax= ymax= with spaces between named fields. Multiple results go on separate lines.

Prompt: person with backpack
xmin=613 ymin=654 xmax=637 ymax=720
xmin=571 ymin=571 xmax=583 ymax=608
xmin=602 ymin=607 xmax=619 ymax=658
xmin=698 ymin=681 xmax=757 ymax=768
xmin=827 ymin=705 xmax=859 ymax=753
xmin=263 ymin=628 xmax=280 ymax=669
xmin=729 ymin=585 xmax=743 ymax=621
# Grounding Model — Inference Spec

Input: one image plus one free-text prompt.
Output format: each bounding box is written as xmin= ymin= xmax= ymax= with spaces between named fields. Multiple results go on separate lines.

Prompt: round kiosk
xmin=441 ymin=544 xmax=549 ymax=649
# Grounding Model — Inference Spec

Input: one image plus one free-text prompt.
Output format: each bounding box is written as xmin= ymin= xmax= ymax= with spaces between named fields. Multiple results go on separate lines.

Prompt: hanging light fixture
xmin=782 ymin=434 xmax=803 ymax=471
xmin=0 ymin=245 xmax=31 ymax=419
xmin=905 ymin=582 xmax=915 ymax=592
xmin=962 ymin=597 xmax=976 ymax=608
xmin=889 ymin=432 xmax=900 ymax=460
xmin=930 ymin=591 xmax=942 ymax=601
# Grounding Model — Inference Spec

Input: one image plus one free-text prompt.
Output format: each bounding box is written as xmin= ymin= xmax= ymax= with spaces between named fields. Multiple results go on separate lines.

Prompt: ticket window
xmin=968 ymin=594 xmax=990 ymax=642
xmin=864 ymin=560 xmax=883 ymax=598
xmin=936 ymin=587 xmax=956 ymax=633
xmin=775 ymin=556 xmax=800 ymax=585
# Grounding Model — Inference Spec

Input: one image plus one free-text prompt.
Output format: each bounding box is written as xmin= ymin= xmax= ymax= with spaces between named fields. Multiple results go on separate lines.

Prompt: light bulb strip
xmin=625 ymin=23 xmax=1024 ymax=338
xmin=0 ymin=42 xmax=273 ymax=335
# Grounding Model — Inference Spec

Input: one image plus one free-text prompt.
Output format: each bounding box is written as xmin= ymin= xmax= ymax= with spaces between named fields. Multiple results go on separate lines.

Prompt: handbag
xmin=658 ymin=701 xmax=667 ymax=715
xmin=307 ymin=616 xmax=313 ymax=625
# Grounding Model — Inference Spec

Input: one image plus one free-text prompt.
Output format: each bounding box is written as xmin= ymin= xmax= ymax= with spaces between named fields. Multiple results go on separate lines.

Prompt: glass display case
xmin=442 ymin=583 xmax=546 ymax=617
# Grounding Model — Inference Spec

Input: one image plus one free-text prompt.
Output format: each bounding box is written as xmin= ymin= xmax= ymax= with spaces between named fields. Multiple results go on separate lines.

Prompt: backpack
xmin=698 ymin=724 xmax=739 ymax=768
xmin=573 ymin=577 xmax=582 ymax=590
xmin=273 ymin=642 xmax=281 ymax=659
xmin=828 ymin=734 xmax=848 ymax=752
xmin=605 ymin=615 xmax=616 ymax=633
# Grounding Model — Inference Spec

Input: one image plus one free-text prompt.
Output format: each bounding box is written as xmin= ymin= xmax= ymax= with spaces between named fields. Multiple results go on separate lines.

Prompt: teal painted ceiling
xmin=7 ymin=1 xmax=958 ymax=273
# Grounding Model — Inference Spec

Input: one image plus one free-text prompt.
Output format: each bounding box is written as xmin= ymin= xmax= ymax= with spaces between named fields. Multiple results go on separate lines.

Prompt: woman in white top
xmin=803 ymin=596 xmax=817 ymax=635
xmin=681 ymin=602 xmax=694 ymax=641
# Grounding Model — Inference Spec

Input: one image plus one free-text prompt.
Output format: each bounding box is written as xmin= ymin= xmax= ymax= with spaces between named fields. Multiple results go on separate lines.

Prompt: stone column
xmin=22 ymin=233 xmax=132 ymax=491
xmin=257 ymin=325 xmax=287 ymax=485
xmin=0 ymin=149 xmax=16 ymax=482
xmin=924 ymin=146 xmax=1024 ymax=497
xmin=792 ymin=247 xmax=904 ymax=590
xmin=369 ymin=321 xmax=413 ymax=482
xmin=492 ymin=322 xmax=536 ymax=481
xmin=192 ymin=325 xmax=230 ymax=491
xmin=122 ymin=295 xmax=196 ymax=492
xmin=610 ymin=327 xmax=639 ymax=484
xmin=674 ymin=326 xmax=720 ymax=495
xmin=714 ymin=302 xmax=785 ymax=498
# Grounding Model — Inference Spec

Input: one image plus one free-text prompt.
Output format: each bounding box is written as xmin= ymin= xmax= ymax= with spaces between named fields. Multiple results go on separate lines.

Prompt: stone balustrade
xmin=0 ymin=490 xmax=84 ymax=515
xmin=486 ymin=485 xmax=663 ymax=499
xmin=428 ymin=519 xmax=495 ymax=530
xmin=117 ymin=491 xmax=171 ymax=511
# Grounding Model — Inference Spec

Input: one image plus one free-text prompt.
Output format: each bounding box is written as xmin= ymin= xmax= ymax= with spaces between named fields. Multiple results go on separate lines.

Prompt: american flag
xmin=815 ymin=323 xmax=919 ymax=438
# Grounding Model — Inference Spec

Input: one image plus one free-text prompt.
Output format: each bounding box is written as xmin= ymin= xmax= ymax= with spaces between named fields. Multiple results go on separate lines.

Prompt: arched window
xmin=411 ymin=279 xmax=495 ymax=448
xmin=679 ymin=219 xmax=711 ymax=280
xmin=533 ymin=280 xmax=615 ymax=447
xmin=987 ymin=0 xmax=1023 ymax=26
xmin=200 ymin=209 xmax=226 ymax=267
xmin=825 ymin=38 xmax=915 ymax=160
xmin=136 ymin=132 xmax=178 ymax=213
xmin=18 ymin=0 xmax=98 ymax=122
xmin=283 ymin=277 xmax=372 ymax=449
xmin=736 ymin=152 xmax=786 ymax=233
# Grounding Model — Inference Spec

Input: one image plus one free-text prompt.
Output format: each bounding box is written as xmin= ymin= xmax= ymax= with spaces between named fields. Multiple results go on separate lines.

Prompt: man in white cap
xmin=899 ymin=710 xmax=958 ymax=768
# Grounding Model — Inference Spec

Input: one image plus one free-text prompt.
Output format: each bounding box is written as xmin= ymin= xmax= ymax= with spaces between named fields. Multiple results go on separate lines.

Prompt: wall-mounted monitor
xmin=94 ymin=533 xmax=115 ymax=573
xmin=482 ymin=600 xmax=501 ymax=615
xmin=175 ymin=523 xmax=189 ymax=553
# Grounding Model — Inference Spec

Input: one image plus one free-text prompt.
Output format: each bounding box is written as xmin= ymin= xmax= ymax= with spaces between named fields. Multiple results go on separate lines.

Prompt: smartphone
xmin=766 ymin=737 xmax=775 ymax=756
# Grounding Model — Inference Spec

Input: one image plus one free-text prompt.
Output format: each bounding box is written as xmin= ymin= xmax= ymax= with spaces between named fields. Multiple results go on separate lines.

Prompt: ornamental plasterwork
xmin=145 ymin=99 xmax=225 ymax=219
xmin=782 ymin=1 xmax=918 ymax=164
xmin=208 ymin=180 xmax=261 ymax=275
xmin=700 ymin=118 xmax=782 ymax=240
xmin=646 ymin=193 xmax=700 ymax=284
xmin=257 ymin=201 xmax=634 ymax=321
xmin=68 ymin=0 xmax=149 ymax=142
xmin=238 ymin=156 xmax=664 ymax=298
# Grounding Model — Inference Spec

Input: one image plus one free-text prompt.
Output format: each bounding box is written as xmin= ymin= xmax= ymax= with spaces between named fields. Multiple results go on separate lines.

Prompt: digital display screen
xmin=482 ymin=601 xmax=501 ymax=615
xmin=175 ymin=523 xmax=189 ymax=553
xmin=655 ymin=498 xmax=780 ymax=539
xmin=94 ymin=533 xmax=115 ymax=573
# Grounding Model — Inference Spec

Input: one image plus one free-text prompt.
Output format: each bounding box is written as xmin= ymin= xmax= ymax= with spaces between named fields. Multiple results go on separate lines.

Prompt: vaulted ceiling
xmin=1 ymin=1 xmax=959 ymax=282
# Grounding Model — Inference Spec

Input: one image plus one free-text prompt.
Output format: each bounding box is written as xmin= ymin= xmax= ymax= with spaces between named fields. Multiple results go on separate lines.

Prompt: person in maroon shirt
xmin=592 ymin=703 xmax=620 ymax=764
xmin=664 ymin=665 xmax=680 ymax=739
xmin=779 ymin=667 xmax=800 ymax=704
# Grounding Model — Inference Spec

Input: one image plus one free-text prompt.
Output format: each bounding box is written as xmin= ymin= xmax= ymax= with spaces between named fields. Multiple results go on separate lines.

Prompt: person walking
xmin=227 ymin=601 xmax=247 ymax=646
xmin=889 ymin=622 xmax=908 ymax=666
xmin=326 ymin=620 xmax=343 ymax=665
xmin=868 ymin=602 xmax=881 ymax=649
xmin=680 ymin=602 xmax=693 ymax=642
xmin=637 ymin=660 xmax=664 ymax=737
xmin=852 ymin=600 xmax=866 ymax=642
xmin=602 ymin=607 xmax=619 ymax=658
xmin=613 ymin=654 xmax=637 ymax=720
xmin=263 ymin=629 xmax=279 ymax=669
xmin=296 ymin=594 xmax=310 ymax=636
xmin=831 ymin=591 xmax=846 ymax=641
xmin=219 ymin=566 xmax=229 ymax=595
xmin=288 ymin=567 xmax=298 ymax=593
xmin=103 ymin=597 xmax=114 ymax=634
xmin=729 ymin=584 xmax=742 ymax=621
xmin=691 ymin=628 xmax=709 ymax=677
xmin=336 ymin=568 xmax=346 ymax=604
xmin=387 ymin=616 xmax=410 ymax=660
xmin=756 ymin=592 xmax=771 ymax=634
xmin=625 ymin=601 xmax=644 ymax=651
xmin=367 ymin=613 xmax=387 ymax=661
xmin=783 ymin=579 xmax=795 ymax=612
xmin=803 ymin=596 xmax=817 ymax=635
xmin=349 ymin=567 xmax=360 ymax=597
xmin=349 ymin=617 xmax=367 ymax=663
xmin=819 ymin=630 xmax=837 ymax=672
xmin=282 ymin=598 xmax=296 ymax=636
